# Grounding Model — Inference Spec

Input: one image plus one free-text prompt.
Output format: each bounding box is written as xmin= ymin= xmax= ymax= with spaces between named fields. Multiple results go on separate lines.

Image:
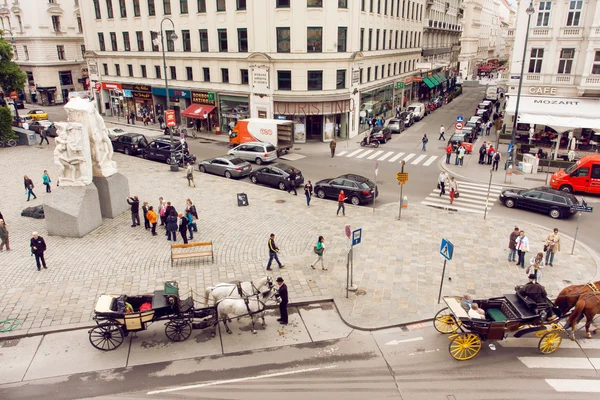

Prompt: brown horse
xmin=554 ymin=281 xmax=600 ymax=316
xmin=565 ymin=293 xmax=600 ymax=339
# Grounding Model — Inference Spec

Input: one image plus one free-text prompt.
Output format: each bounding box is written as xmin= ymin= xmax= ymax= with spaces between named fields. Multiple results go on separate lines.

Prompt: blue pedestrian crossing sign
xmin=440 ymin=238 xmax=454 ymax=261
xmin=456 ymin=116 xmax=464 ymax=122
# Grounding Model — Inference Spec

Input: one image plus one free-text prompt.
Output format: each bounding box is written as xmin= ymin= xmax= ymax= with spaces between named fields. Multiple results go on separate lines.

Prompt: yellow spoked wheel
xmin=538 ymin=331 xmax=562 ymax=354
xmin=434 ymin=307 xmax=462 ymax=334
xmin=449 ymin=333 xmax=482 ymax=361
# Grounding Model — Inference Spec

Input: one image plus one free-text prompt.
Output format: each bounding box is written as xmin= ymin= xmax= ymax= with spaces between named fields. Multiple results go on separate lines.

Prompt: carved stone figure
xmin=53 ymin=122 xmax=92 ymax=186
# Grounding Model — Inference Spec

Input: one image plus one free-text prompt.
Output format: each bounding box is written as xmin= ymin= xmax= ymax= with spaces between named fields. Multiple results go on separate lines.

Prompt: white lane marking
xmin=148 ymin=365 xmax=338 ymax=395
xmin=402 ymin=153 xmax=416 ymax=163
xmin=420 ymin=200 xmax=486 ymax=214
xmin=456 ymin=181 xmax=507 ymax=190
xmin=386 ymin=337 xmax=424 ymax=346
xmin=367 ymin=150 xmax=384 ymax=160
xmin=336 ymin=151 xmax=348 ymax=157
xmin=546 ymin=379 xmax=600 ymax=393
xmin=378 ymin=151 xmax=395 ymax=161
xmin=423 ymin=156 xmax=438 ymax=166
xmin=356 ymin=149 xmax=374 ymax=159
xmin=346 ymin=149 xmax=363 ymax=157
xmin=388 ymin=152 xmax=405 ymax=162
xmin=499 ymin=337 xmax=600 ymax=350
xmin=411 ymin=154 xmax=427 ymax=165
xmin=518 ymin=357 xmax=600 ymax=370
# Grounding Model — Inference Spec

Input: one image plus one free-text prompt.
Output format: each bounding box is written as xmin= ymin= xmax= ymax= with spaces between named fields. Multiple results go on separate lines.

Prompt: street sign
xmin=207 ymin=92 xmax=216 ymax=102
xmin=570 ymin=205 xmax=593 ymax=213
xmin=10 ymin=92 xmax=18 ymax=100
xmin=456 ymin=116 xmax=464 ymax=122
xmin=165 ymin=110 xmax=176 ymax=127
xmin=396 ymin=172 xmax=408 ymax=184
xmin=375 ymin=161 xmax=379 ymax=176
xmin=94 ymin=82 xmax=101 ymax=92
xmin=344 ymin=224 xmax=351 ymax=239
xmin=352 ymin=228 xmax=362 ymax=246
xmin=440 ymin=238 xmax=454 ymax=261
xmin=395 ymin=82 xmax=405 ymax=89
xmin=455 ymin=122 xmax=464 ymax=130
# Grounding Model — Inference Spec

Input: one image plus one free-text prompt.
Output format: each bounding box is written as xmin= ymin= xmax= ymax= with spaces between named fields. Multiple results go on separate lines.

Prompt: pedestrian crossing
xmin=336 ymin=149 xmax=439 ymax=167
xmin=421 ymin=180 xmax=505 ymax=215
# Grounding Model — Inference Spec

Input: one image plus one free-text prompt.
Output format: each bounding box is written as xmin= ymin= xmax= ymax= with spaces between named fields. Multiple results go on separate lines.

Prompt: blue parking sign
xmin=456 ymin=116 xmax=464 ymax=122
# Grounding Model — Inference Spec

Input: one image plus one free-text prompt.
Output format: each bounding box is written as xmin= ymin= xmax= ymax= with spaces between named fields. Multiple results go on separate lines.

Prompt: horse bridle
xmin=586 ymin=282 xmax=599 ymax=294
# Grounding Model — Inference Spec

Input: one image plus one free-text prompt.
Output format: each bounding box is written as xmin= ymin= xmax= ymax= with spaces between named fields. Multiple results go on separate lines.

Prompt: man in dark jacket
xmin=276 ymin=277 xmax=289 ymax=325
xmin=30 ymin=232 xmax=47 ymax=270
xmin=142 ymin=201 xmax=150 ymax=230
xmin=266 ymin=233 xmax=284 ymax=271
xmin=518 ymin=274 xmax=549 ymax=304
xmin=287 ymin=168 xmax=298 ymax=195
xmin=178 ymin=213 xmax=189 ymax=244
xmin=127 ymin=196 xmax=140 ymax=227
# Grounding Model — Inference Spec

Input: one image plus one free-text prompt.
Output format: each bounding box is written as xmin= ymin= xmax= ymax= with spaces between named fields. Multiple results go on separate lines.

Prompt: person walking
xmin=0 ymin=219 xmax=10 ymax=251
xmin=527 ymin=252 xmax=545 ymax=283
xmin=30 ymin=232 xmax=47 ymax=271
xmin=287 ymin=168 xmax=298 ymax=195
xmin=449 ymin=177 xmax=458 ymax=204
xmin=336 ymin=190 xmax=346 ymax=216
xmin=508 ymin=227 xmax=519 ymax=262
xmin=178 ymin=213 xmax=189 ymax=244
xmin=458 ymin=145 xmax=465 ymax=167
xmin=515 ymin=230 xmax=530 ymax=269
xmin=438 ymin=125 xmax=446 ymax=140
xmin=492 ymin=151 xmax=501 ymax=171
xmin=275 ymin=277 xmax=288 ymax=325
xmin=266 ymin=233 xmax=285 ymax=270
xmin=142 ymin=201 xmax=150 ymax=230
xmin=166 ymin=210 xmax=178 ymax=241
xmin=330 ymin=139 xmax=337 ymax=158
xmin=304 ymin=180 xmax=313 ymax=207
xmin=158 ymin=114 xmax=164 ymax=129
xmin=39 ymin=128 xmax=49 ymax=145
xmin=127 ymin=196 xmax=140 ymax=227
xmin=24 ymin=175 xmax=37 ymax=201
xmin=185 ymin=199 xmax=198 ymax=237
xmin=129 ymin=111 xmax=135 ymax=125
xmin=146 ymin=206 xmax=157 ymax=236
xmin=421 ymin=134 xmax=429 ymax=151
xmin=478 ymin=143 xmax=486 ymax=165
xmin=445 ymin=144 xmax=453 ymax=164
xmin=544 ymin=228 xmax=560 ymax=266
xmin=438 ymin=170 xmax=448 ymax=196
xmin=42 ymin=170 xmax=52 ymax=193
xmin=486 ymin=121 xmax=492 ymax=136
xmin=310 ymin=236 xmax=327 ymax=271
xmin=185 ymin=163 xmax=196 ymax=187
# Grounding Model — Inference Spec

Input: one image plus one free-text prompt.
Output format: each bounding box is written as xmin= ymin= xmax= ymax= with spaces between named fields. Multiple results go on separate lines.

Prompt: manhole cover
xmin=275 ymin=200 xmax=286 ymax=204
xmin=1 ymin=339 xmax=20 ymax=348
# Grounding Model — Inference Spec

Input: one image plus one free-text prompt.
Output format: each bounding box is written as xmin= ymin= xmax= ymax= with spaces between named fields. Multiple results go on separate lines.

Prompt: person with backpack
xmin=185 ymin=198 xmax=198 ymax=239
xmin=487 ymin=145 xmax=495 ymax=165
xmin=310 ymin=236 xmax=327 ymax=271
xmin=492 ymin=151 xmax=501 ymax=171
xmin=421 ymin=134 xmax=429 ymax=151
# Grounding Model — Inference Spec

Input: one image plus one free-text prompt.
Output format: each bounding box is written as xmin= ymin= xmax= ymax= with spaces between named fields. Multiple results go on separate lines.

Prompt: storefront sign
xmin=191 ymin=91 xmax=216 ymax=105
xmin=165 ymin=110 xmax=176 ymax=127
xmin=88 ymin=62 xmax=99 ymax=81
xmin=133 ymin=84 xmax=152 ymax=92
xmin=133 ymin=91 xmax=152 ymax=100
xmin=151 ymin=87 xmax=190 ymax=98
xmin=250 ymin=64 xmax=270 ymax=92
xmin=274 ymin=100 xmax=353 ymax=116
xmin=352 ymin=69 xmax=360 ymax=85
xmin=102 ymin=82 xmax=122 ymax=90
xmin=395 ymin=82 xmax=405 ymax=89
xmin=528 ymin=86 xmax=557 ymax=95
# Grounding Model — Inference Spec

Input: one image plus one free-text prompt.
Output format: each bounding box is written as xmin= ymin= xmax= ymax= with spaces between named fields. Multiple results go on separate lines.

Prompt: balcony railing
xmin=425 ymin=19 xmax=462 ymax=32
xmin=530 ymin=28 xmax=551 ymax=38
xmin=583 ymin=76 xmax=600 ymax=85
xmin=590 ymin=27 xmax=600 ymax=38
xmin=422 ymin=46 xmax=452 ymax=57
xmin=559 ymin=27 xmax=583 ymax=39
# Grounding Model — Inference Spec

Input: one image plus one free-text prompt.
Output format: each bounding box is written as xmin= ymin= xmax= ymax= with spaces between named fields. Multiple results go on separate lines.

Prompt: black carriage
xmin=434 ymin=294 xmax=564 ymax=361
xmin=89 ymin=282 xmax=217 ymax=351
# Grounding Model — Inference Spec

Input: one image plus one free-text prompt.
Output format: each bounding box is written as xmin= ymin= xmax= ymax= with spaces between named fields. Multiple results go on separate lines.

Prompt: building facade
xmin=495 ymin=0 xmax=515 ymax=64
xmin=81 ymin=0 xmax=426 ymax=141
xmin=0 ymin=0 xmax=88 ymax=105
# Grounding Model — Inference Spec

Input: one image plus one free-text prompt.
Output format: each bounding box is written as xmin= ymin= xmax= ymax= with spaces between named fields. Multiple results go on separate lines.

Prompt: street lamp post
xmin=506 ymin=1 xmax=535 ymax=182
xmin=0 ymin=29 xmax=20 ymax=122
xmin=153 ymin=18 xmax=179 ymax=172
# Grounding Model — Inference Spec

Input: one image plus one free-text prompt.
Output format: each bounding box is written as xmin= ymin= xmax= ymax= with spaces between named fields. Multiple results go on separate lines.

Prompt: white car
xmin=227 ymin=142 xmax=278 ymax=165
xmin=107 ymin=128 xmax=127 ymax=140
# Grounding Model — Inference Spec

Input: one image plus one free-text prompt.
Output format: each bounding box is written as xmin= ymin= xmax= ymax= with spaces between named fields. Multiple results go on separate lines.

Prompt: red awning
xmin=182 ymin=104 xmax=216 ymax=119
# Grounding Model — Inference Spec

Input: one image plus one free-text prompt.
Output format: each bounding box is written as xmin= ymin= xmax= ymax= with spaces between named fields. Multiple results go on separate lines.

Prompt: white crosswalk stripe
xmin=345 ymin=149 xmax=363 ymax=157
xmin=388 ymin=152 xmax=405 ymax=162
xmin=378 ymin=151 xmax=395 ymax=161
xmin=411 ymin=154 xmax=427 ymax=165
xmin=336 ymin=151 xmax=348 ymax=157
xmin=421 ymin=181 xmax=505 ymax=215
xmin=423 ymin=155 xmax=438 ymax=166
xmin=334 ymin=149 xmax=439 ymax=167
xmin=356 ymin=149 xmax=374 ymax=159
xmin=367 ymin=150 xmax=384 ymax=160
xmin=403 ymin=154 xmax=415 ymax=163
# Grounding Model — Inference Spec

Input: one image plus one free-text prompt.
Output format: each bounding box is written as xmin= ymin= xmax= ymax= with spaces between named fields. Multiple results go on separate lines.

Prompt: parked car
xmin=198 ymin=156 xmax=252 ymax=179
xmin=249 ymin=163 xmax=304 ymax=190
xmin=430 ymin=97 xmax=444 ymax=109
xmin=314 ymin=174 xmax=378 ymax=205
xmin=499 ymin=186 xmax=578 ymax=219
xmin=399 ymin=112 xmax=414 ymax=127
xmin=227 ymin=141 xmax=278 ymax=165
xmin=406 ymin=103 xmax=426 ymax=121
xmin=448 ymin=133 xmax=473 ymax=153
xmin=370 ymin=126 xmax=393 ymax=143
xmin=111 ymin=133 xmax=149 ymax=156
xmin=107 ymin=127 xmax=127 ymax=140
xmin=26 ymin=109 xmax=49 ymax=121
xmin=28 ymin=120 xmax=57 ymax=137
xmin=142 ymin=138 xmax=196 ymax=166
xmin=387 ymin=118 xmax=405 ymax=134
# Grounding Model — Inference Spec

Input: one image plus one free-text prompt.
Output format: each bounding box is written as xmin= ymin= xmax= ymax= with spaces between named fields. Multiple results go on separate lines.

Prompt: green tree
xmin=0 ymin=36 xmax=26 ymax=95
xmin=0 ymin=106 xmax=15 ymax=141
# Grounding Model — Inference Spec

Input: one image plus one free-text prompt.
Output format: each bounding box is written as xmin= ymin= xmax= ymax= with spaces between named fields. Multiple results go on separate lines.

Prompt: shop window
xmin=592 ymin=51 xmax=600 ymax=75
xmin=528 ymin=48 xmax=543 ymax=74
xmin=557 ymin=48 xmax=574 ymax=74
xmin=180 ymin=0 xmax=188 ymax=14
xmin=277 ymin=27 xmax=290 ymax=53
xmin=141 ymin=65 xmax=147 ymax=77
xmin=218 ymin=29 xmax=228 ymax=52
xmin=115 ymin=64 xmax=121 ymax=76
xmin=241 ymin=69 xmax=249 ymax=84
xmin=308 ymin=71 xmax=322 ymax=90
xmin=133 ymin=0 xmax=141 ymax=16
xmin=277 ymin=70 xmax=291 ymax=90
xmin=155 ymin=65 xmax=161 ymax=78
xmin=151 ymin=32 xmax=159 ymax=51
xmin=339 ymin=0 xmax=348 ymax=8
xmin=119 ymin=0 xmax=127 ymax=17
xmin=216 ymin=0 xmax=226 ymax=11
xmin=136 ymin=31 xmax=144 ymax=51
xmin=368 ymin=29 xmax=372 ymax=51
xmin=186 ymin=66 xmax=193 ymax=80
xmin=103 ymin=63 xmax=108 ymax=75
xmin=222 ymin=68 xmax=229 ymax=83
xmin=307 ymin=27 xmax=322 ymax=52
xmin=170 ymin=66 xmax=177 ymax=80
xmin=308 ymin=0 xmax=322 ymax=7
xmin=148 ymin=0 xmax=156 ymax=16
xmin=98 ymin=33 xmax=106 ymax=51
xmin=163 ymin=0 xmax=172 ymax=15
xmin=127 ymin=64 xmax=133 ymax=76
xmin=123 ymin=32 xmax=131 ymax=51
xmin=197 ymin=0 xmax=206 ymax=12
xmin=199 ymin=29 xmax=209 ymax=52
xmin=360 ymin=28 xmax=364 ymax=51
xmin=57 ymin=45 xmax=66 ymax=60
xmin=94 ymin=0 xmax=102 ymax=19
xmin=59 ymin=71 xmax=73 ymax=85
xmin=276 ymin=0 xmax=290 ymax=7
xmin=236 ymin=0 xmax=246 ymax=10
xmin=338 ymin=27 xmax=347 ymax=52
xmin=106 ymin=0 xmax=114 ymax=19
xmin=166 ymin=30 xmax=175 ymax=51
xmin=336 ymin=69 xmax=346 ymax=89
xmin=566 ymin=0 xmax=582 ymax=27
xmin=238 ymin=28 xmax=248 ymax=52
xmin=203 ymin=67 xmax=210 ymax=82
xmin=110 ymin=32 xmax=117 ymax=51
xmin=182 ymin=30 xmax=191 ymax=52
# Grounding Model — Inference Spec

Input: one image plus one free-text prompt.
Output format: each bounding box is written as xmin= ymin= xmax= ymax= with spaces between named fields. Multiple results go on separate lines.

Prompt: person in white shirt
xmin=22 ymin=121 xmax=29 ymax=130
xmin=438 ymin=170 xmax=448 ymax=196
xmin=438 ymin=125 xmax=445 ymax=140
xmin=468 ymin=303 xmax=485 ymax=319
xmin=515 ymin=230 xmax=530 ymax=269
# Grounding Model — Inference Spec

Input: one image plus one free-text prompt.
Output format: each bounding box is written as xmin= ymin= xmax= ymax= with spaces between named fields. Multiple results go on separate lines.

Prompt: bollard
xmin=402 ymin=196 xmax=408 ymax=209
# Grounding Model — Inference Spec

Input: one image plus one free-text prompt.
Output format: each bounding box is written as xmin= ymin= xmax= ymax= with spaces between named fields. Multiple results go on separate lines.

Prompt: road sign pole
xmin=373 ymin=161 xmax=378 ymax=214
xmin=484 ymin=168 xmax=493 ymax=220
xmin=398 ymin=161 xmax=406 ymax=220
xmin=571 ymin=211 xmax=581 ymax=255
xmin=437 ymin=259 xmax=447 ymax=304
xmin=350 ymin=247 xmax=354 ymax=287
xmin=346 ymin=250 xmax=350 ymax=298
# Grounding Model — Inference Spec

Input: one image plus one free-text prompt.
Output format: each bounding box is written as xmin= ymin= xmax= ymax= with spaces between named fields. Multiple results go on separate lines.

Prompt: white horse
xmin=204 ymin=276 xmax=273 ymax=306
xmin=216 ymin=288 xmax=277 ymax=334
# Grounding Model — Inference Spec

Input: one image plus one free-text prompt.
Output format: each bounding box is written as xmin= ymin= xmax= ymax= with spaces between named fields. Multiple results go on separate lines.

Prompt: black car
xmin=499 ymin=186 xmax=578 ymax=219
xmin=142 ymin=138 xmax=196 ymax=166
xmin=314 ymin=174 xmax=378 ymax=205
xmin=111 ymin=133 xmax=149 ymax=156
xmin=370 ymin=126 xmax=393 ymax=144
xmin=249 ymin=163 xmax=304 ymax=190
xmin=28 ymin=121 xmax=57 ymax=137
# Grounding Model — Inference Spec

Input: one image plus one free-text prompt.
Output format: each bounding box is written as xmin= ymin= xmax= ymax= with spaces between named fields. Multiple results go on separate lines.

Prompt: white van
xmin=485 ymin=86 xmax=498 ymax=101
xmin=406 ymin=103 xmax=426 ymax=121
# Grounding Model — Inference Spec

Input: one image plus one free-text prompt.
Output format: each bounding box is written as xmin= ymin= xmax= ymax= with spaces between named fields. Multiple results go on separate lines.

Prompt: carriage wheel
xmin=433 ymin=307 xmax=462 ymax=334
xmin=538 ymin=331 xmax=562 ymax=354
xmin=449 ymin=333 xmax=482 ymax=361
xmin=89 ymin=322 xmax=125 ymax=351
xmin=165 ymin=320 xmax=192 ymax=342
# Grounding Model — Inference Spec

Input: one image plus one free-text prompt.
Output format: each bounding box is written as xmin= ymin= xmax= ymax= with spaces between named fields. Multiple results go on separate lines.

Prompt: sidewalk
xmin=0 ymin=145 xmax=598 ymax=338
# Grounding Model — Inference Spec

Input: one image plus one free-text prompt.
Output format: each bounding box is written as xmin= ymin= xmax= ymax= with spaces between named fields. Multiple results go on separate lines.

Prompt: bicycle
xmin=0 ymin=138 xmax=17 ymax=148
xmin=184 ymin=126 xmax=197 ymax=139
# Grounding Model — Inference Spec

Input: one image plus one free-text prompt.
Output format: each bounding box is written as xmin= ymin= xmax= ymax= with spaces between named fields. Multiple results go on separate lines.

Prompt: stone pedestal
xmin=93 ymin=173 xmax=130 ymax=218
xmin=43 ymin=185 xmax=103 ymax=237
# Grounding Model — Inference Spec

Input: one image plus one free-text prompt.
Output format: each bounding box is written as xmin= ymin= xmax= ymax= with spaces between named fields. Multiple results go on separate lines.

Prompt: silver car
xmin=198 ymin=156 xmax=252 ymax=179
xmin=227 ymin=142 xmax=278 ymax=165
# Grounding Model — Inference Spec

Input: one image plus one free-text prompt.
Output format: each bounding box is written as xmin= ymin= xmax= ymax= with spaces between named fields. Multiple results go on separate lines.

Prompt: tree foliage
xmin=0 ymin=37 xmax=26 ymax=94
xmin=0 ymin=106 xmax=15 ymax=141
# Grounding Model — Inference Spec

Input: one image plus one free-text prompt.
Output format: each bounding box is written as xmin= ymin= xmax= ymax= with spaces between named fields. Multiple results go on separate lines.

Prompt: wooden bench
xmin=171 ymin=241 xmax=214 ymax=266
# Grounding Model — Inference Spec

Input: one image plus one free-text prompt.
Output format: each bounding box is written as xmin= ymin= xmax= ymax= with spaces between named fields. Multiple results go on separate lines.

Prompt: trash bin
xmin=520 ymin=162 xmax=533 ymax=174
xmin=13 ymin=127 xmax=37 ymax=146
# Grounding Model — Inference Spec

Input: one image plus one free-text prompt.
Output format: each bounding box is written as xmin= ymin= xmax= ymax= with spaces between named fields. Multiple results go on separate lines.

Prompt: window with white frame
xmin=592 ymin=51 xmax=600 ymax=75
xmin=536 ymin=1 xmax=551 ymax=27
xmin=528 ymin=48 xmax=543 ymax=73
xmin=557 ymin=48 xmax=574 ymax=74
xmin=566 ymin=0 xmax=582 ymax=27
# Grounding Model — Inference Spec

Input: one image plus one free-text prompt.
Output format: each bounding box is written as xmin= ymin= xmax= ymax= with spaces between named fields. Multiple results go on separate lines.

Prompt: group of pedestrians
xmin=0 ymin=212 xmax=49 ymax=271
xmin=507 ymin=227 xmax=561 ymax=282
xmin=437 ymin=170 xmax=459 ymax=204
xmin=478 ymin=142 xmax=501 ymax=170
xmin=23 ymin=171 xmax=54 ymax=201
xmin=445 ymin=143 xmax=466 ymax=167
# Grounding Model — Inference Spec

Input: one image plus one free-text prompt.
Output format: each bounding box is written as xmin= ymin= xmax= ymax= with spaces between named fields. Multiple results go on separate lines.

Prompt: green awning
xmin=422 ymin=77 xmax=435 ymax=89
xmin=436 ymin=73 xmax=447 ymax=83
xmin=428 ymin=75 xmax=440 ymax=85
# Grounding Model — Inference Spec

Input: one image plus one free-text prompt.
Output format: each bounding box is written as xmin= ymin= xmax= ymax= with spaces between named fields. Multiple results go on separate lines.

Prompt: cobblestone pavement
xmin=0 ymin=145 xmax=598 ymax=336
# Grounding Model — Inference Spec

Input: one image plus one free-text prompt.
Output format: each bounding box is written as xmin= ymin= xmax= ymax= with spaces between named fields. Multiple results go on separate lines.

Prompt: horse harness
xmin=586 ymin=282 xmax=600 ymax=294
